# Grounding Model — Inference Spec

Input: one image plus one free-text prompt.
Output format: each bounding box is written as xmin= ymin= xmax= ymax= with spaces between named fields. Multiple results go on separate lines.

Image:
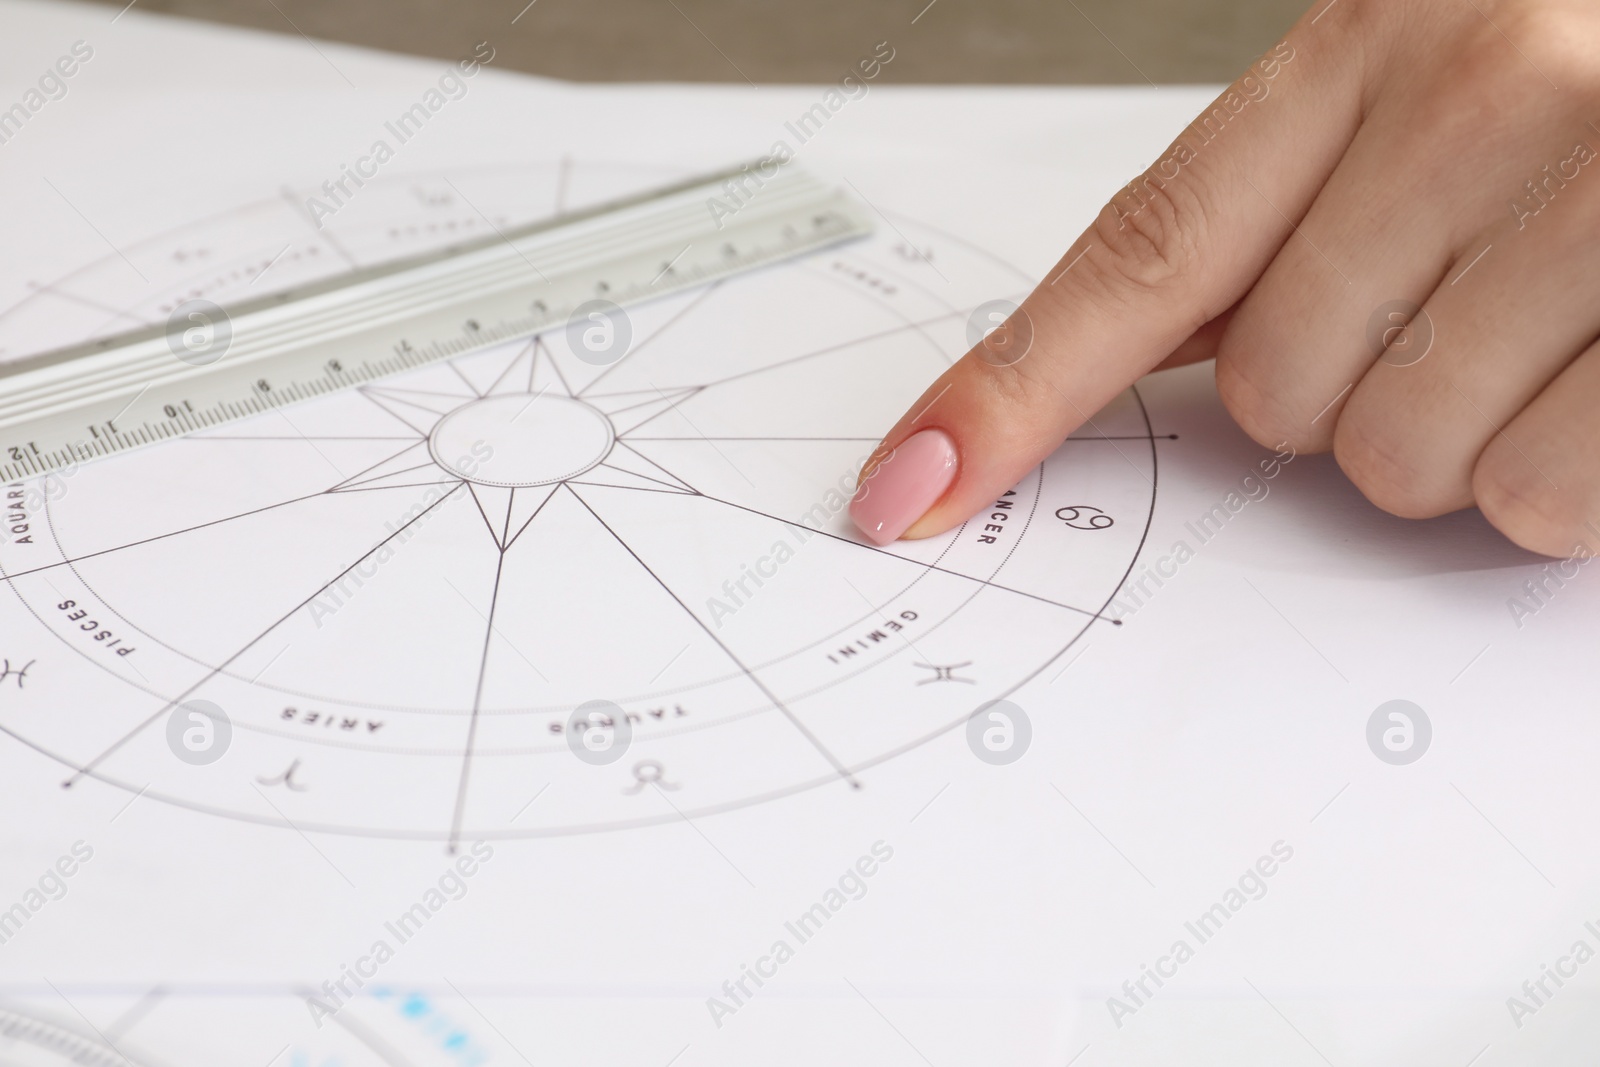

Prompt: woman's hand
xmin=848 ymin=0 xmax=1600 ymax=559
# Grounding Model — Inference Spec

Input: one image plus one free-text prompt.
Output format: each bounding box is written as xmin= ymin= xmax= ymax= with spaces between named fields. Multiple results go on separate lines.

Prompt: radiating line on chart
xmin=502 ymin=484 xmax=560 ymax=551
xmin=323 ymin=441 xmax=435 ymax=492
xmin=0 ymin=488 xmax=346 ymax=585
xmin=331 ymin=463 xmax=451 ymax=493
xmin=589 ymin=387 xmax=703 ymax=436
xmin=689 ymin=492 xmax=1118 ymax=624
xmin=586 ymin=388 xmax=701 ymax=416
xmin=448 ymin=545 xmax=508 ymax=853
xmin=499 ymin=489 xmax=515 ymax=546
xmin=555 ymin=463 xmax=1025 ymax=681
xmin=26 ymin=279 xmax=155 ymax=327
xmin=523 ymin=334 xmax=589 ymax=398
xmin=563 ymin=481 xmax=693 ymax=498
xmin=533 ymin=337 xmax=575 ymax=396
xmin=564 ymin=483 xmax=861 ymax=789
xmin=363 ymin=387 xmax=473 ymax=414
xmin=331 ymin=479 xmax=466 ymax=496
xmin=690 ymin=309 xmax=967 ymax=392
xmin=464 ymin=482 xmax=566 ymax=549
xmin=605 ymin=441 xmax=700 ymax=492
xmin=481 ymin=340 xmax=535 ymax=397
xmin=600 ymin=440 xmax=707 ymax=495
xmin=466 ymin=484 xmax=507 ymax=547
xmin=577 ymin=282 xmax=724 ymax=397
xmin=357 ymin=389 xmax=440 ymax=435
xmin=362 ymin=391 xmax=460 ymax=421
xmin=61 ymin=486 xmax=467 ymax=789
xmin=447 ymin=360 xmax=484 ymax=399
xmin=569 ymin=463 xmax=696 ymax=495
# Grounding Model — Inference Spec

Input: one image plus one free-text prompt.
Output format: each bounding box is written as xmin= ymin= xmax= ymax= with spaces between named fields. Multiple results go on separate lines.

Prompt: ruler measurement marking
xmin=0 ymin=170 xmax=872 ymax=480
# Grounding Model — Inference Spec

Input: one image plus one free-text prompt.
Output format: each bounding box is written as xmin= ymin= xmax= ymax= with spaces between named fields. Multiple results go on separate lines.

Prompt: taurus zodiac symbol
xmin=623 ymin=760 xmax=680 ymax=795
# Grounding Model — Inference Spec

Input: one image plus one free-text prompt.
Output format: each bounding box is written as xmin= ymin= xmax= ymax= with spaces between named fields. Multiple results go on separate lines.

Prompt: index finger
xmin=848 ymin=14 xmax=1365 ymax=546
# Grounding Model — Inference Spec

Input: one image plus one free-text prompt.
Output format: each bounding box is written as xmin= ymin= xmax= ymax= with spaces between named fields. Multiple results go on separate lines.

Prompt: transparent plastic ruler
xmin=0 ymin=163 xmax=873 ymax=482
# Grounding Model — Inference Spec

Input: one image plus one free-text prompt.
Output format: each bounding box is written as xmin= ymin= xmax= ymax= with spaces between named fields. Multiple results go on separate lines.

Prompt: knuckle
xmin=1488 ymin=5 xmax=1600 ymax=94
xmin=1397 ymin=6 xmax=1600 ymax=156
xmin=1474 ymin=440 xmax=1587 ymax=557
xmin=1332 ymin=421 xmax=1443 ymax=520
xmin=1417 ymin=19 xmax=1574 ymax=137
xmin=975 ymin=355 xmax=1041 ymax=413
xmin=1301 ymin=0 xmax=1388 ymax=52
xmin=953 ymin=331 xmax=1043 ymax=414
xmin=1213 ymin=355 xmax=1312 ymax=452
xmin=1087 ymin=170 xmax=1209 ymax=299
xmin=969 ymin=336 xmax=1068 ymax=419
xmin=1312 ymin=0 xmax=1372 ymax=33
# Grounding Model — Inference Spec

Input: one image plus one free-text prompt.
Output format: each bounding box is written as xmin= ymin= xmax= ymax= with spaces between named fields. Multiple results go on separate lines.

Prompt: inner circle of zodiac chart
xmin=0 ymin=161 xmax=1158 ymax=842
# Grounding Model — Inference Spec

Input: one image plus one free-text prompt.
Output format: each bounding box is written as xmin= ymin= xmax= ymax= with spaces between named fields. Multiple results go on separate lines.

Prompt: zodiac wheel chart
xmin=0 ymin=160 xmax=1160 ymax=842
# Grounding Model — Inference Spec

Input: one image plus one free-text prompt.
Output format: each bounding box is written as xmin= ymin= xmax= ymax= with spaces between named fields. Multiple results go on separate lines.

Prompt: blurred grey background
xmin=79 ymin=0 xmax=1309 ymax=82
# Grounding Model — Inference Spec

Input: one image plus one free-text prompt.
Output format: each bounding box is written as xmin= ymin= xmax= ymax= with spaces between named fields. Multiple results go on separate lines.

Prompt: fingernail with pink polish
xmin=849 ymin=429 xmax=958 ymax=546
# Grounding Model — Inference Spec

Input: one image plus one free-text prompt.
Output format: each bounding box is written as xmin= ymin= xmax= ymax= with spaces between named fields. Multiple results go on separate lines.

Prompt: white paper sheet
xmin=2 ymin=3 xmax=1598 ymax=1065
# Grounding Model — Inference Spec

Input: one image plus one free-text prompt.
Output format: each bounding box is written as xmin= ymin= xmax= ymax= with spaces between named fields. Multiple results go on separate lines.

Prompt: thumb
xmin=848 ymin=24 xmax=1359 ymax=545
